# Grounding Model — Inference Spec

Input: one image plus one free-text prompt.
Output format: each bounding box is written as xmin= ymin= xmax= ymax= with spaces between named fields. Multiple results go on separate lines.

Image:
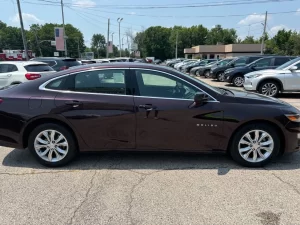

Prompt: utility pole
xmin=117 ymin=18 xmax=123 ymax=58
xmin=106 ymin=18 xmax=110 ymax=58
xmin=261 ymin=11 xmax=267 ymax=55
xmin=61 ymin=0 xmax=67 ymax=57
xmin=175 ymin=31 xmax=178 ymax=59
xmin=111 ymin=32 xmax=114 ymax=45
xmin=77 ymin=38 xmax=80 ymax=59
xmin=127 ymin=35 xmax=129 ymax=57
xmin=33 ymin=28 xmax=42 ymax=57
xmin=16 ymin=0 xmax=29 ymax=60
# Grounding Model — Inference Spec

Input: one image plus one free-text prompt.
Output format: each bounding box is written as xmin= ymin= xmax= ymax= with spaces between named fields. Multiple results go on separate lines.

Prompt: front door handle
xmin=139 ymin=104 xmax=156 ymax=110
xmin=7 ymin=74 xmax=12 ymax=77
xmin=65 ymin=100 xmax=82 ymax=108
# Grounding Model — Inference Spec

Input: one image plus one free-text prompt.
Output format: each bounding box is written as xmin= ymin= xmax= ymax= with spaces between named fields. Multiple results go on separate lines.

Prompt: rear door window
xmin=249 ymin=57 xmax=262 ymax=63
xmin=255 ymin=58 xmax=272 ymax=67
xmin=62 ymin=59 xmax=80 ymax=67
xmin=0 ymin=64 xmax=11 ymax=73
xmin=24 ymin=64 xmax=55 ymax=72
xmin=274 ymin=57 xmax=290 ymax=66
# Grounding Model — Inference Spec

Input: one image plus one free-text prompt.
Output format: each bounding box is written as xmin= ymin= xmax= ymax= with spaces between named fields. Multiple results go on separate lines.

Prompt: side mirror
xmin=194 ymin=92 xmax=208 ymax=104
xmin=289 ymin=66 xmax=298 ymax=71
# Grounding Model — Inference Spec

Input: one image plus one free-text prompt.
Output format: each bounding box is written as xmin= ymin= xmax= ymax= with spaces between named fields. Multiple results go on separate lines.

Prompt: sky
xmin=1 ymin=0 xmax=300 ymax=48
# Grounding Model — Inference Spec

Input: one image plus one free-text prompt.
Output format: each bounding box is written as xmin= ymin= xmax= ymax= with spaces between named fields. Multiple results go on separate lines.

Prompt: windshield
xmin=207 ymin=61 xmax=218 ymax=66
xmin=276 ymin=57 xmax=300 ymax=70
xmin=218 ymin=59 xmax=234 ymax=66
xmin=24 ymin=64 xmax=54 ymax=72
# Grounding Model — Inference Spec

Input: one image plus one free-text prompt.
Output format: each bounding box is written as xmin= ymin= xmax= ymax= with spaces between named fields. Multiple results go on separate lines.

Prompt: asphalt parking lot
xmin=1 ymin=78 xmax=300 ymax=225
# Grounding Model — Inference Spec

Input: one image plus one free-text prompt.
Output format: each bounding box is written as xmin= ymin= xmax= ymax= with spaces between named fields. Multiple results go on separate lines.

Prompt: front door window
xmin=135 ymin=70 xmax=200 ymax=100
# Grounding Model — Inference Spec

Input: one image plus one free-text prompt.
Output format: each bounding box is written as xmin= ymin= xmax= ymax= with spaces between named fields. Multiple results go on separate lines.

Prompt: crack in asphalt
xmin=67 ymin=154 xmax=124 ymax=225
xmin=68 ymin=170 xmax=97 ymax=225
xmin=264 ymin=168 xmax=300 ymax=196
xmin=126 ymin=170 xmax=161 ymax=225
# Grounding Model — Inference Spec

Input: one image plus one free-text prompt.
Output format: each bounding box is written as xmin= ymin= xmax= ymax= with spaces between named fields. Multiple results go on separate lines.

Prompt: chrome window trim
xmin=39 ymin=67 xmax=219 ymax=102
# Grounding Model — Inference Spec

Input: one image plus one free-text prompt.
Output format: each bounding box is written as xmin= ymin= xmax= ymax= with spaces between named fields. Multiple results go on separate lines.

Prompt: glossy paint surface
xmin=0 ymin=63 xmax=299 ymax=154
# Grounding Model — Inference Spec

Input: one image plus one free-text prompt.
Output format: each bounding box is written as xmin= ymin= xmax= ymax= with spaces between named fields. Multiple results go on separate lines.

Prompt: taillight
xmin=25 ymin=73 xmax=41 ymax=80
xmin=0 ymin=98 xmax=3 ymax=104
xmin=60 ymin=66 xmax=69 ymax=70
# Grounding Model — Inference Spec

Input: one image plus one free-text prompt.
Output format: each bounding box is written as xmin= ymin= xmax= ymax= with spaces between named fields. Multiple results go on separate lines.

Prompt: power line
xmin=20 ymin=0 xmax=300 ymax=19
xmin=88 ymin=0 xmax=299 ymax=9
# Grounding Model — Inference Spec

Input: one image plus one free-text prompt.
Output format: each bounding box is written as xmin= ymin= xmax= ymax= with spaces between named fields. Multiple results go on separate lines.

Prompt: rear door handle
xmin=65 ymin=100 xmax=82 ymax=107
xmin=7 ymin=74 xmax=12 ymax=77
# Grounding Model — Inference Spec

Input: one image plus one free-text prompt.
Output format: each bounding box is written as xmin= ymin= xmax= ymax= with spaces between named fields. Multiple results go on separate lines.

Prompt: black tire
xmin=195 ymin=70 xmax=200 ymax=76
xmin=217 ymin=72 xmax=225 ymax=81
xmin=258 ymin=80 xmax=280 ymax=97
xmin=232 ymin=75 xmax=245 ymax=87
xmin=230 ymin=123 xmax=280 ymax=167
xmin=28 ymin=123 xmax=78 ymax=167
xmin=204 ymin=70 xmax=210 ymax=78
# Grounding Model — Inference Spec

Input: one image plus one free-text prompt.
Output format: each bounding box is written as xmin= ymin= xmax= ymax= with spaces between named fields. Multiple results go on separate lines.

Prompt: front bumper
xmin=284 ymin=122 xmax=300 ymax=153
xmin=225 ymin=74 xmax=233 ymax=83
xmin=243 ymin=77 xmax=257 ymax=91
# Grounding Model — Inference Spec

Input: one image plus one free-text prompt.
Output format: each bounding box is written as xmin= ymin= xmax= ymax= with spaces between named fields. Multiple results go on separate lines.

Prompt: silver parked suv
xmin=243 ymin=57 xmax=300 ymax=97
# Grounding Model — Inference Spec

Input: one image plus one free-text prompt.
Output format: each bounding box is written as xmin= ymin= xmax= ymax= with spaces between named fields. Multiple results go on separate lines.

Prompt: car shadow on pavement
xmin=2 ymin=149 xmax=300 ymax=175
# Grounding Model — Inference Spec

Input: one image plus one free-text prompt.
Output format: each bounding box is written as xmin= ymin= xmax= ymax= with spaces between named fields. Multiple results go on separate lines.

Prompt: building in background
xmin=0 ymin=50 xmax=35 ymax=61
xmin=184 ymin=44 xmax=263 ymax=59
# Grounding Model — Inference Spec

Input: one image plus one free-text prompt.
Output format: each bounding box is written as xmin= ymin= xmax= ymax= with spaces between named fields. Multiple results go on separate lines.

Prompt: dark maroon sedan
xmin=0 ymin=63 xmax=299 ymax=167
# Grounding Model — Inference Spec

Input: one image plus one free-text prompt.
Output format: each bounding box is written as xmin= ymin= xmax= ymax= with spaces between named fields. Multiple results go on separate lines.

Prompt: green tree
xmin=205 ymin=25 xmax=237 ymax=45
xmin=27 ymin=23 xmax=85 ymax=57
xmin=242 ymin=36 xmax=259 ymax=44
xmin=91 ymin=33 xmax=106 ymax=58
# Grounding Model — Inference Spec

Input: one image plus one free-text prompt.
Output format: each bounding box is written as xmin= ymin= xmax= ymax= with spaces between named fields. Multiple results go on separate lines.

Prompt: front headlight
xmin=285 ymin=114 xmax=300 ymax=122
xmin=246 ymin=74 xmax=263 ymax=79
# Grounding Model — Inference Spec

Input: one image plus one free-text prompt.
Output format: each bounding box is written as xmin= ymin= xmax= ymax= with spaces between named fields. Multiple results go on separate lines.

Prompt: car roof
xmin=31 ymin=57 xmax=76 ymax=60
xmin=0 ymin=61 xmax=48 ymax=66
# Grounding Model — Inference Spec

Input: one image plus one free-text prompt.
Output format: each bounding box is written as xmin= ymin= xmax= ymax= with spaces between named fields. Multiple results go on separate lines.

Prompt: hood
xmin=227 ymin=88 xmax=289 ymax=105
xmin=245 ymin=69 xmax=286 ymax=77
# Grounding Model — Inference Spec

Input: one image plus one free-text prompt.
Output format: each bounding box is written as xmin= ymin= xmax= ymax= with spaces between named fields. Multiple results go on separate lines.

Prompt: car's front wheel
xmin=258 ymin=81 xmax=280 ymax=97
xmin=195 ymin=70 xmax=200 ymax=76
xmin=217 ymin=72 xmax=225 ymax=81
xmin=230 ymin=123 xmax=280 ymax=167
xmin=232 ymin=75 xmax=244 ymax=87
xmin=28 ymin=123 xmax=78 ymax=167
xmin=204 ymin=70 xmax=211 ymax=78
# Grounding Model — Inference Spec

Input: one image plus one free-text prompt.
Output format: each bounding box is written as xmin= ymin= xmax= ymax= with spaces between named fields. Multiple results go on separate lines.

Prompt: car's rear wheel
xmin=230 ymin=123 xmax=280 ymax=167
xmin=232 ymin=75 xmax=245 ymax=87
xmin=258 ymin=81 xmax=280 ymax=97
xmin=28 ymin=123 xmax=78 ymax=167
xmin=204 ymin=70 xmax=210 ymax=78
xmin=217 ymin=72 xmax=225 ymax=81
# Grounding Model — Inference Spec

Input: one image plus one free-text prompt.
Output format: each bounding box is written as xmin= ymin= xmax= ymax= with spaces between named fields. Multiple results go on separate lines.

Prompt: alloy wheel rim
xmin=34 ymin=130 xmax=69 ymax=162
xmin=261 ymin=83 xmax=277 ymax=96
xmin=196 ymin=71 xmax=199 ymax=76
xmin=238 ymin=129 xmax=274 ymax=163
xmin=234 ymin=77 xmax=244 ymax=87
xmin=218 ymin=73 xmax=225 ymax=81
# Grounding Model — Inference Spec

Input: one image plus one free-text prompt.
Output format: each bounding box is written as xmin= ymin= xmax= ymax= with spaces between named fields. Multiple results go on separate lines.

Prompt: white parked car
xmin=0 ymin=61 xmax=55 ymax=88
xmin=174 ymin=59 xmax=197 ymax=70
xmin=243 ymin=57 xmax=300 ymax=97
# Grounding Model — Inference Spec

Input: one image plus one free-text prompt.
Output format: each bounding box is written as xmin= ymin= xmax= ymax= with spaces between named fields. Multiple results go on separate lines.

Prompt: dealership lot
xmin=1 ymin=78 xmax=300 ymax=225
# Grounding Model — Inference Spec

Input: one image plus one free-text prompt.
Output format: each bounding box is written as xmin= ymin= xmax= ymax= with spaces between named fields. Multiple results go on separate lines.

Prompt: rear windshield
xmin=24 ymin=64 xmax=54 ymax=72
xmin=62 ymin=59 xmax=80 ymax=67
